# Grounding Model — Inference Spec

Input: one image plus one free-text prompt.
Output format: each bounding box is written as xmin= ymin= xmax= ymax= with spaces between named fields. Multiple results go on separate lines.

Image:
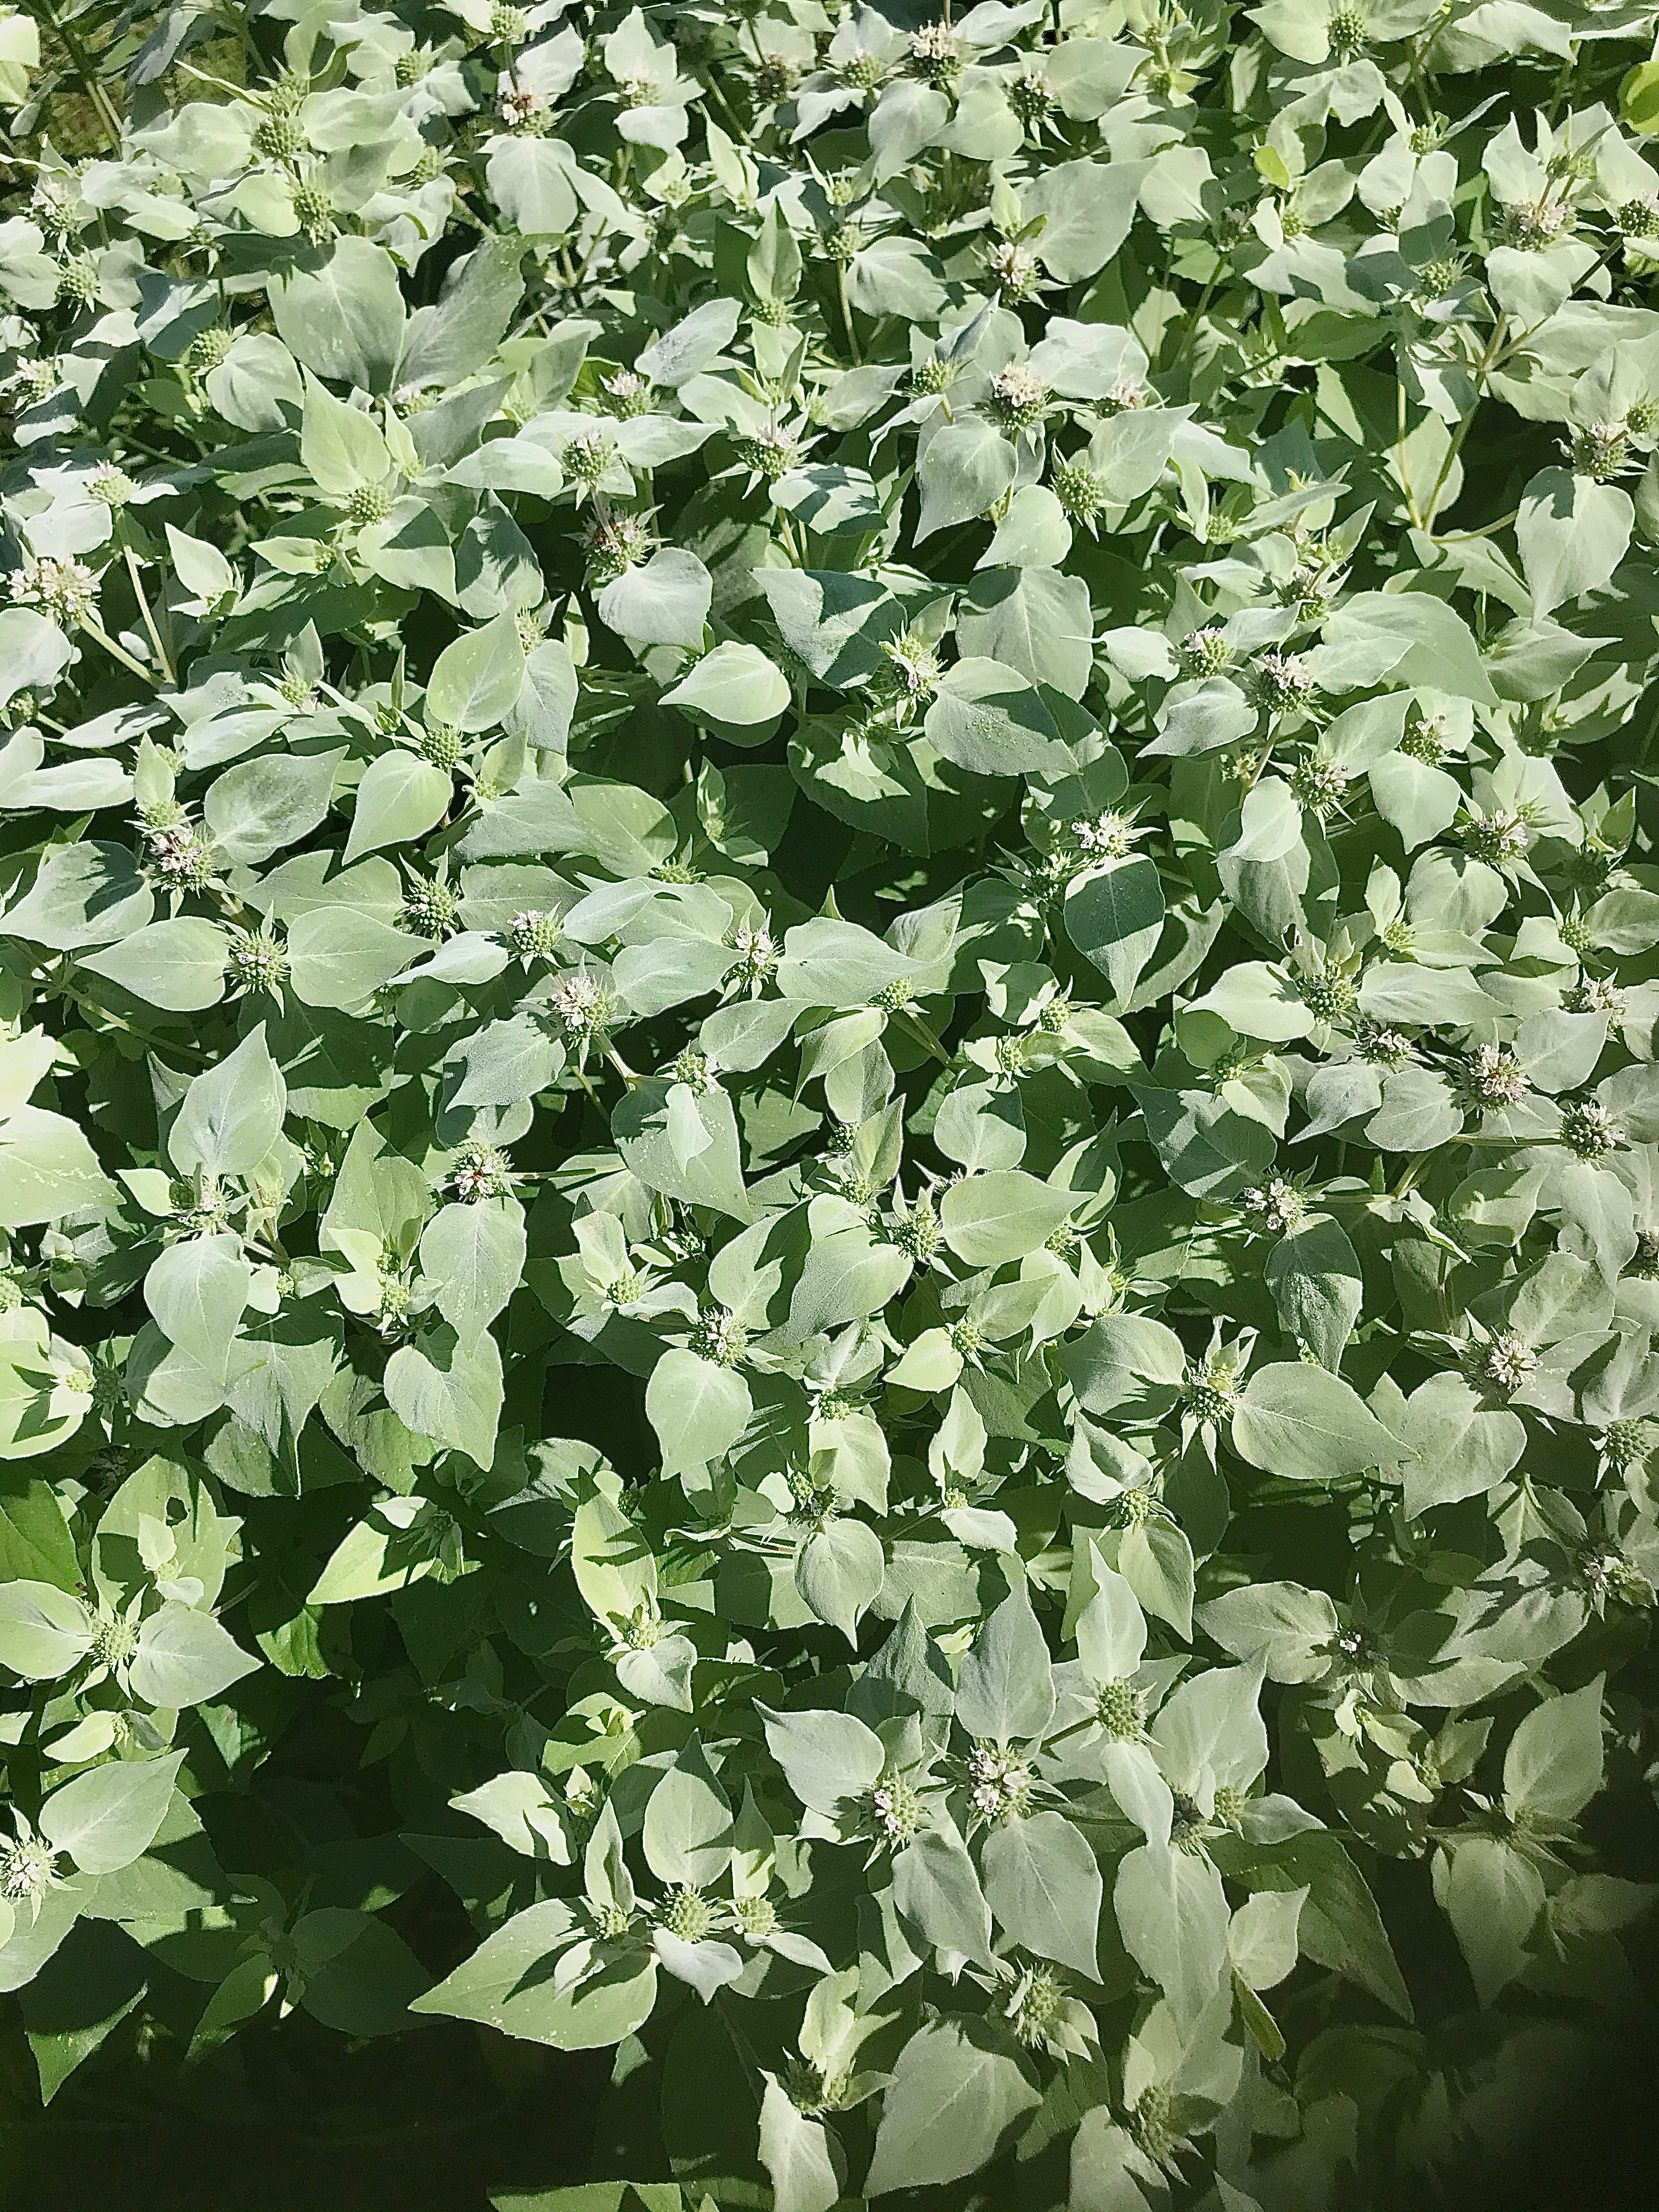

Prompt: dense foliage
xmin=1 ymin=0 xmax=1658 ymax=2200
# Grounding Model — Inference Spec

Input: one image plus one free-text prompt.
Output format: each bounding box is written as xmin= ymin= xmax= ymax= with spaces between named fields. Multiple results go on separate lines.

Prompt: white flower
xmin=498 ymin=81 xmax=548 ymax=128
xmin=1241 ymin=1176 xmax=1307 ymax=1233
xmin=451 ymin=1141 xmax=513 ymax=1202
xmin=550 ymin=969 xmax=606 ymax=1036
xmin=9 ymin=555 xmax=97 ymax=621
xmin=967 ymin=1743 xmax=1031 ymax=1818
xmin=1463 ymin=1043 xmax=1529 ymax=1108
xmin=1482 ymin=1332 xmax=1537 ymax=1391
xmin=1071 ymin=809 xmax=1142 ymax=862
xmin=0 ymin=1815 xmax=59 ymax=1919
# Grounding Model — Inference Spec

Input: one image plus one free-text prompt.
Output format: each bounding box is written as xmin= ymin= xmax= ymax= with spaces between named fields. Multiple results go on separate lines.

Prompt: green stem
xmin=122 ymin=546 xmax=176 ymax=686
xmin=701 ymin=74 xmax=750 ymax=144
xmin=1435 ymin=507 xmax=1518 ymax=544
xmin=837 ymin=262 xmax=861 ymax=365
xmin=77 ymin=617 xmax=161 ymax=687
xmin=1391 ymin=1153 xmax=1428 ymax=1197
xmin=1397 ymin=373 xmax=1417 ymax=528
xmin=900 ymin=1009 xmax=952 ymax=1066
xmin=1169 ymin=275 xmax=1218 ymax=375
xmin=223 ymin=5 xmax=263 ymax=77
xmin=173 ymin=59 xmax=251 ymax=99
xmin=1419 ymin=313 xmax=1507 ymax=524
xmin=44 ymin=1 xmax=122 ymax=146
xmin=1419 ymin=240 xmax=1620 ymax=529
xmin=56 ymin=981 xmax=208 ymax=1063
xmin=1043 ymin=1713 xmax=1104 ymax=1751
xmin=1487 ymin=243 xmax=1618 ymax=373
xmin=566 ymin=221 xmax=612 ymax=292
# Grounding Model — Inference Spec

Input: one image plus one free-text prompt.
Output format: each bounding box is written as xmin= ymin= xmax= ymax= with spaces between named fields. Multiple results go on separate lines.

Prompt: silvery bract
xmin=0 ymin=0 xmax=1656 ymax=2201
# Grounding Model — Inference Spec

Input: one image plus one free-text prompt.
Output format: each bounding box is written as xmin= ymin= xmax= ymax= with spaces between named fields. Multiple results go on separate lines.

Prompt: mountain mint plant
xmin=0 ymin=0 xmax=1657 ymax=2204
